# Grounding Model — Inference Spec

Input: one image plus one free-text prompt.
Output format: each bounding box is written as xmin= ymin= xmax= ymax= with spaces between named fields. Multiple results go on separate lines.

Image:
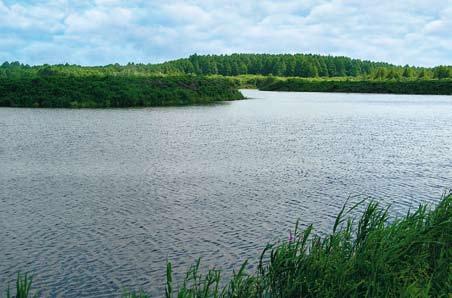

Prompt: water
xmin=1 ymin=90 xmax=451 ymax=297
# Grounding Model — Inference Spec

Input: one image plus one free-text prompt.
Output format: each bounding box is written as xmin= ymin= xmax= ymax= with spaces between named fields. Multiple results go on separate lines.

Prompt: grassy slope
xmin=7 ymin=193 xmax=451 ymax=297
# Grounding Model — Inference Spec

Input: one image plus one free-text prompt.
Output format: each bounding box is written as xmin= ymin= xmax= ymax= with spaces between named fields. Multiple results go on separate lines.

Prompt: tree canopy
xmin=1 ymin=53 xmax=451 ymax=79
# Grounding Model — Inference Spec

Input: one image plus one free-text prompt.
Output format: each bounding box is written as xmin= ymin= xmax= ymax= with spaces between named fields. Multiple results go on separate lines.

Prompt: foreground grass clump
xmin=5 ymin=273 xmax=38 ymax=298
xmin=7 ymin=193 xmax=451 ymax=297
xmin=0 ymin=75 xmax=244 ymax=108
xmin=152 ymin=193 xmax=452 ymax=297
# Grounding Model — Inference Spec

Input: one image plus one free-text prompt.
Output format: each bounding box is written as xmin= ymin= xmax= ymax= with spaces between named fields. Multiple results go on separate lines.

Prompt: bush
xmin=0 ymin=75 xmax=244 ymax=108
xmin=258 ymin=77 xmax=452 ymax=95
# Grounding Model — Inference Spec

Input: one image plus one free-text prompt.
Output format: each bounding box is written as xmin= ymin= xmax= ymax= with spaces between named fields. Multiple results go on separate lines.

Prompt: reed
xmin=5 ymin=273 xmax=38 ymax=298
xmin=7 ymin=193 xmax=451 ymax=297
xmin=159 ymin=193 xmax=451 ymax=297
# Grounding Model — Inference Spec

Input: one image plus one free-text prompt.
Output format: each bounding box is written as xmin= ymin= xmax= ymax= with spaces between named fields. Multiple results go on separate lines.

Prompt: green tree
xmin=374 ymin=68 xmax=387 ymax=80
xmin=433 ymin=66 xmax=451 ymax=79
xmin=402 ymin=65 xmax=413 ymax=78
xmin=273 ymin=60 xmax=287 ymax=76
xmin=386 ymin=69 xmax=401 ymax=80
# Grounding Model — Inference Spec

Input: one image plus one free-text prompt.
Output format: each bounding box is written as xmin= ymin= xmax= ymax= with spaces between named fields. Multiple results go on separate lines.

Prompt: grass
xmin=5 ymin=273 xmax=39 ymax=298
xmin=6 ymin=193 xmax=451 ymax=297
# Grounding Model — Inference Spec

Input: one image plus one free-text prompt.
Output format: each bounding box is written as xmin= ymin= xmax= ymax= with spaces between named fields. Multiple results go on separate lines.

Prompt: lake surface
xmin=1 ymin=90 xmax=451 ymax=297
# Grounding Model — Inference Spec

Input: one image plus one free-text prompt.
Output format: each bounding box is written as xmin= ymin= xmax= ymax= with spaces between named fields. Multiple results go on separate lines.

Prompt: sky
xmin=0 ymin=0 xmax=451 ymax=66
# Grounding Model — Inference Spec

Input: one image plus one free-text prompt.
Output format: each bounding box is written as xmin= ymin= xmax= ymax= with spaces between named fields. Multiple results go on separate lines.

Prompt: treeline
xmin=2 ymin=54 xmax=451 ymax=79
xmin=159 ymin=54 xmax=452 ymax=79
xmin=0 ymin=76 xmax=244 ymax=108
xmin=257 ymin=77 xmax=452 ymax=95
xmin=1 ymin=54 xmax=451 ymax=104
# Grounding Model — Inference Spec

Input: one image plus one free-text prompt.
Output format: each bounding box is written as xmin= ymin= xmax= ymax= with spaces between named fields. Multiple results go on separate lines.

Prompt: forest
xmin=2 ymin=53 xmax=451 ymax=79
xmin=1 ymin=53 xmax=451 ymax=107
xmin=156 ymin=54 xmax=452 ymax=79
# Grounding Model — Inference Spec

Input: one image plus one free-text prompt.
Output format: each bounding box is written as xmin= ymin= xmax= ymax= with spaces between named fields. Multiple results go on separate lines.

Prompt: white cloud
xmin=0 ymin=0 xmax=451 ymax=66
xmin=161 ymin=3 xmax=212 ymax=24
xmin=64 ymin=7 xmax=134 ymax=33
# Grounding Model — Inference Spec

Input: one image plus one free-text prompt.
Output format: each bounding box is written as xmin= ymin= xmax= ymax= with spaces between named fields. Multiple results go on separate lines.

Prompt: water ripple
xmin=0 ymin=91 xmax=451 ymax=297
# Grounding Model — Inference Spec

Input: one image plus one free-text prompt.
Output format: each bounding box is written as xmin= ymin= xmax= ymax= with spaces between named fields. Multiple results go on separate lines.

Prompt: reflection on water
xmin=1 ymin=90 xmax=451 ymax=297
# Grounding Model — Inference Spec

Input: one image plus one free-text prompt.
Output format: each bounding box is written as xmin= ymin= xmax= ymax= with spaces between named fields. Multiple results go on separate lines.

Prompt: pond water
xmin=1 ymin=90 xmax=451 ymax=297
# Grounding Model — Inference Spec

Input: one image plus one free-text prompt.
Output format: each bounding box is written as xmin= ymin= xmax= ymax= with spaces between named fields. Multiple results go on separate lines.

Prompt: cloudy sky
xmin=1 ymin=0 xmax=451 ymax=66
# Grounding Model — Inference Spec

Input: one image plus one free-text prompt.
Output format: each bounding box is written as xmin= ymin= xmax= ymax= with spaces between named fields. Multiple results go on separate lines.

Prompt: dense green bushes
xmin=0 ymin=75 xmax=244 ymax=108
xmin=257 ymin=77 xmax=452 ymax=95
xmin=6 ymin=193 xmax=451 ymax=297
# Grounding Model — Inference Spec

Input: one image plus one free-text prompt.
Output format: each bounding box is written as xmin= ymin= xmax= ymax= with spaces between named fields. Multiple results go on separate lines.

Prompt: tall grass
xmin=7 ymin=193 xmax=452 ymax=297
xmin=156 ymin=193 xmax=451 ymax=297
xmin=5 ymin=273 xmax=39 ymax=298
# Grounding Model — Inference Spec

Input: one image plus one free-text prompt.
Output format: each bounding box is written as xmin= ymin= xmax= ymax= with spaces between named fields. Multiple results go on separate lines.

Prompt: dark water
xmin=1 ymin=90 xmax=451 ymax=297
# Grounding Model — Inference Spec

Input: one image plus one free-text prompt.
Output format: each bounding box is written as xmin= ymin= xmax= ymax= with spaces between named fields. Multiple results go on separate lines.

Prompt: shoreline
xmin=0 ymin=75 xmax=244 ymax=108
xmin=254 ymin=77 xmax=452 ymax=95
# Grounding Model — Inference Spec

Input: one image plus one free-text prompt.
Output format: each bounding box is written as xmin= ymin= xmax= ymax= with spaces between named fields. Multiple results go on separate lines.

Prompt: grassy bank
xmin=255 ymin=76 xmax=452 ymax=95
xmin=0 ymin=75 xmax=244 ymax=108
xmin=6 ymin=193 xmax=451 ymax=297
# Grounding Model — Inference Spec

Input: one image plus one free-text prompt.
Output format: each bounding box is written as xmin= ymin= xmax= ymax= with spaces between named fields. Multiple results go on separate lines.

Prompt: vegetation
xmin=0 ymin=75 xmax=244 ymax=108
xmin=5 ymin=273 xmax=38 ymax=298
xmin=157 ymin=54 xmax=452 ymax=79
xmin=1 ymin=54 xmax=451 ymax=107
xmin=7 ymin=193 xmax=451 ymax=297
xmin=255 ymin=76 xmax=452 ymax=95
xmin=2 ymin=54 xmax=451 ymax=79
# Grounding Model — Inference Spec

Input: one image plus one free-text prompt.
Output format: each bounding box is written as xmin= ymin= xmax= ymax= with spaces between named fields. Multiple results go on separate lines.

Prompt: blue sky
xmin=1 ymin=0 xmax=451 ymax=66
